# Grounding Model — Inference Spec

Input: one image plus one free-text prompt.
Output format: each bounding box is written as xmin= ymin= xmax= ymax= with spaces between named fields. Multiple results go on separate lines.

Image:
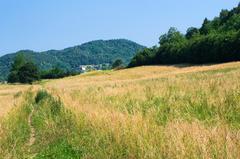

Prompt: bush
xmin=35 ymin=90 xmax=62 ymax=115
xmin=41 ymin=67 xmax=79 ymax=79
xmin=112 ymin=59 xmax=124 ymax=69
xmin=35 ymin=90 xmax=50 ymax=104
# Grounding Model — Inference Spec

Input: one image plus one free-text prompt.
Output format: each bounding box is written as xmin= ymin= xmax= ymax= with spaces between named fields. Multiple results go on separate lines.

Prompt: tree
xmin=159 ymin=27 xmax=185 ymax=45
xmin=128 ymin=47 xmax=157 ymax=67
xmin=186 ymin=27 xmax=199 ymax=39
xmin=128 ymin=3 xmax=240 ymax=67
xmin=10 ymin=54 xmax=26 ymax=71
xmin=7 ymin=54 xmax=39 ymax=84
xmin=7 ymin=54 xmax=26 ymax=83
xmin=200 ymin=18 xmax=211 ymax=34
xmin=220 ymin=9 xmax=229 ymax=21
xmin=41 ymin=67 xmax=66 ymax=79
xmin=112 ymin=59 xmax=124 ymax=69
xmin=7 ymin=71 xmax=19 ymax=83
xmin=18 ymin=62 xmax=39 ymax=84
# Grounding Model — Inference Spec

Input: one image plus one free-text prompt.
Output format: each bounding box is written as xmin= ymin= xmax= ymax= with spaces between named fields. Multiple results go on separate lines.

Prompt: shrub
xmin=35 ymin=90 xmax=50 ymax=104
xmin=112 ymin=59 xmax=124 ymax=69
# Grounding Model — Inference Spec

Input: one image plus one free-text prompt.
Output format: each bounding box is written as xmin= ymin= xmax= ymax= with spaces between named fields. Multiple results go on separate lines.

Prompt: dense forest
xmin=129 ymin=4 xmax=240 ymax=67
xmin=0 ymin=39 xmax=144 ymax=81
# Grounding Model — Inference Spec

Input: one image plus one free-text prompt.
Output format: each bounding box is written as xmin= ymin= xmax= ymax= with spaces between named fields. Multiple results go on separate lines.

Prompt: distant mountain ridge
xmin=0 ymin=39 xmax=145 ymax=81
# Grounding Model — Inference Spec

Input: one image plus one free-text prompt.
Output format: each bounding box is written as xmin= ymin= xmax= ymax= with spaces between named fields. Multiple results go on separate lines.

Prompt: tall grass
xmin=1 ymin=62 xmax=240 ymax=158
xmin=0 ymin=84 xmax=29 ymax=117
xmin=45 ymin=62 xmax=240 ymax=158
xmin=0 ymin=91 xmax=34 ymax=158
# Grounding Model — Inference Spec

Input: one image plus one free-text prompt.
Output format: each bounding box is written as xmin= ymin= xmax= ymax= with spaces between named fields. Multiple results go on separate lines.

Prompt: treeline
xmin=40 ymin=68 xmax=78 ymax=80
xmin=0 ymin=39 xmax=144 ymax=81
xmin=129 ymin=4 xmax=240 ymax=67
xmin=8 ymin=54 xmax=78 ymax=84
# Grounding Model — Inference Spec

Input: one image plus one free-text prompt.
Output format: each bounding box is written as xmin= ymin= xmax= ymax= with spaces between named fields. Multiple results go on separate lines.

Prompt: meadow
xmin=0 ymin=85 xmax=29 ymax=117
xmin=1 ymin=62 xmax=240 ymax=158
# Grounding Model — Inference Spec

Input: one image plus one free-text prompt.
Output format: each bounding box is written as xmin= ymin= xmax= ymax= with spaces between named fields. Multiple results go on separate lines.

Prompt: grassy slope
xmin=0 ymin=85 xmax=30 ymax=117
xmin=1 ymin=62 xmax=240 ymax=158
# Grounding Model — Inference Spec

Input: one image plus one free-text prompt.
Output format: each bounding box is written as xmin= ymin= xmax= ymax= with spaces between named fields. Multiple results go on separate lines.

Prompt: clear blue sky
xmin=0 ymin=0 xmax=239 ymax=56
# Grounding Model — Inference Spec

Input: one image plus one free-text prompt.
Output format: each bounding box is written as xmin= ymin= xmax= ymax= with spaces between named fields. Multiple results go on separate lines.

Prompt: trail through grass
xmin=27 ymin=104 xmax=36 ymax=158
xmin=1 ymin=62 xmax=240 ymax=158
xmin=0 ymin=91 xmax=34 ymax=158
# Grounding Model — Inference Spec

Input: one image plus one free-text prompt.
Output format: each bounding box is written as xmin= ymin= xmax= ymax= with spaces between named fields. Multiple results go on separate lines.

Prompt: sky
xmin=0 ymin=0 xmax=239 ymax=56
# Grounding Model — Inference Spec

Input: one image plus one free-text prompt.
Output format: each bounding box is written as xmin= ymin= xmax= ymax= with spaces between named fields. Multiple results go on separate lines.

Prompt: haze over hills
xmin=0 ymin=39 xmax=145 ymax=81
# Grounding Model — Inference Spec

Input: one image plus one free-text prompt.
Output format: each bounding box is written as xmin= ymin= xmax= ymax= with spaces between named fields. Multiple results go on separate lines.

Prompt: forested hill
xmin=129 ymin=4 xmax=240 ymax=67
xmin=0 ymin=39 xmax=144 ymax=80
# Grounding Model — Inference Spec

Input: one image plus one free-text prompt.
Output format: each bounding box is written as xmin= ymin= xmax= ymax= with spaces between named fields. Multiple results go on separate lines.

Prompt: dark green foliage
xmin=129 ymin=4 xmax=240 ymax=67
xmin=186 ymin=27 xmax=199 ymax=39
xmin=112 ymin=59 xmax=124 ymax=69
xmin=128 ymin=47 xmax=158 ymax=67
xmin=0 ymin=39 xmax=144 ymax=81
xmin=40 ymin=67 xmax=77 ymax=79
xmin=159 ymin=27 xmax=185 ymax=45
xmin=41 ymin=67 xmax=65 ymax=79
xmin=18 ymin=62 xmax=40 ymax=84
xmin=200 ymin=18 xmax=211 ymax=34
xmin=7 ymin=54 xmax=26 ymax=83
xmin=7 ymin=55 xmax=78 ymax=83
xmin=7 ymin=54 xmax=40 ymax=84
xmin=35 ymin=90 xmax=50 ymax=104
xmin=7 ymin=71 xmax=19 ymax=83
xmin=10 ymin=54 xmax=26 ymax=71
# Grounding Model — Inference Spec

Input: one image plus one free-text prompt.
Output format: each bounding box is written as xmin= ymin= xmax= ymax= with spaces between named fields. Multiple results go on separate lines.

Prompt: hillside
xmin=129 ymin=4 xmax=240 ymax=67
xmin=0 ymin=39 xmax=144 ymax=81
xmin=1 ymin=62 xmax=240 ymax=158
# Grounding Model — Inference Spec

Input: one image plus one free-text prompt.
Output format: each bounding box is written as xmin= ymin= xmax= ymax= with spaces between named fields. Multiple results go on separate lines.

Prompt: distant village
xmin=79 ymin=63 xmax=111 ymax=73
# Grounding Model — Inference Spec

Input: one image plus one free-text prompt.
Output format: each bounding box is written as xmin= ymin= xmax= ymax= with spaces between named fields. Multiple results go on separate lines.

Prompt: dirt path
xmin=28 ymin=107 xmax=35 ymax=147
xmin=27 ymin=104 xmax=37 ymax=158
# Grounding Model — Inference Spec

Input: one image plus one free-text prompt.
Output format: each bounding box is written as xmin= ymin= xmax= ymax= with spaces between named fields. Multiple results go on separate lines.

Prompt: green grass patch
xmin=0 ymin=92 xmax=33 ymax=158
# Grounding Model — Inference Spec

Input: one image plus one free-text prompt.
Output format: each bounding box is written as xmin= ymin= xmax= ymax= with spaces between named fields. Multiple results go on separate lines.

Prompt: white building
xmin=79 ymin=65 xmax=87 ymax=72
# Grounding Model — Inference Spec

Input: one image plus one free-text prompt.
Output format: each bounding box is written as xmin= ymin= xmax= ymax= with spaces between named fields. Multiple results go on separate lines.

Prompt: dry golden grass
xmin=46 ymin=62 xmax=240 ymax=88
xmin=1 ymin=62 xmax=240 ymax=158
xmin=0 ymin=84 xmax=30 ymax=117
xmin=43 ymin=62 xmax=240 ymax=158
